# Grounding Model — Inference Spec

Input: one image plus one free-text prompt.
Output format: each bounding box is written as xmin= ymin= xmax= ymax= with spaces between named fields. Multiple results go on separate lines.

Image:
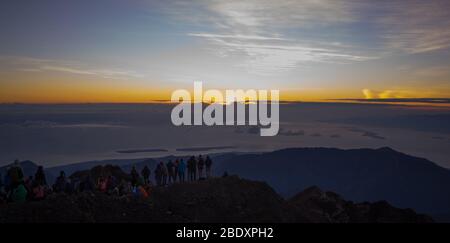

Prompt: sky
xmin=0 ymin=0 xmax=450 ymax=103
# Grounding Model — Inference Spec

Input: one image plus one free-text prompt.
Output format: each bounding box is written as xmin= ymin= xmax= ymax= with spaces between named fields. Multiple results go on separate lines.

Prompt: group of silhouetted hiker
xmin=0 ymin=155 xmax=213 ymax=204
xmin=150 ymin=155 xmax=212 ymax=186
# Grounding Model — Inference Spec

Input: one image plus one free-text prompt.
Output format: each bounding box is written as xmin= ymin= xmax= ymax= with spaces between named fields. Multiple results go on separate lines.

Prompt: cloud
xmin=40 ymin=65 xmax=96 ymax=75
xmin=278 ymin=128 xmax=305 ymax=136
xmin=157 ymin=0 xmax=376 ymax=74
xmin=165 ymin=0 xmax=450 ymax=74
xmin=15 ymin=120 xmax=128 ymax=129
xmin=336 ymin=98 xmax=450 ymax=104
xmin=376 ymin=0 xmax=450 ymax=54
xmin=40 ymin=65 xmax=144 ymax=79
xmin=1 ymin=56 xmax=144 ymax=79
xmin=188 ymin=33 xmax=288 ymax=41
xmin=362 ymin=89 xmax=416 ymax=99
xmin=188 ymin=31 xmax=373 ymax=75
xmin=415 ymin=66 xmax=450 ymax=78
xmin=362 ymin=89 xmax=376 ymax=99
xmin=205 ymin=0 xmax=358 ymax=29
xmin=347 ymin=128 xmax=385 ymax=140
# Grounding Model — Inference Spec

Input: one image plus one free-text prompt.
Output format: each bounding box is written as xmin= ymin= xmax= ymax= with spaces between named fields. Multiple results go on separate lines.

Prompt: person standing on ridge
xmin=154 ymin=163 xmax=162 ymax=186
xmin=166 ymin=160 xmax=175 ymax=184
xmin=160 ymin=162 xmax=168 ymax=186
xmin=141 ymin=165 xmax=151 ymax=185
xmin=187 ymin=156 xmax=197 ymax=181
xmin=178 ymin=159 xmax=186 ymax=182
xmin=130 ymin=166 xmax=139 ymax=186
xmin=205 ymin=156 xmax=213 ymax=178
xmin=197 ymin=155 xmax=205 ymax=179
xmin=34 ymin=166 xmax=47 ymax=186
xmin=173 ymin=159 xmax=180 ymax=182
xmin=186 ymin=157 xmax=192 ymax=181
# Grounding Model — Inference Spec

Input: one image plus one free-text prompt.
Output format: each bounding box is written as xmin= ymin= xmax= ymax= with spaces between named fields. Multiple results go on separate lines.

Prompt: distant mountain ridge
xmin=213 ymin=147 xmax=450 ymax=215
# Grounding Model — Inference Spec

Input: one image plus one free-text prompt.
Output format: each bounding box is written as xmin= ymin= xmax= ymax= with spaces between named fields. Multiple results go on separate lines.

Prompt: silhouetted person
xmin=187 ymin=156 xmax=197 ymax=181
xmin=106 ymin=175 xmax=117 ymax=193
xmin=53 ymin=171 xmax=67 ymax=193
xmin=177 ymin=159 xmax=186 ymax=182
xmin=8 ymin=160 xmax=24 ymax=189
xmin=98 ymin=176 xmax=107 ymax=192
xmin=154 ymin=163 xmax=162 ymax=186
xmin=197 ymin=155 xmax=205 ymax=179
xmin=79 ymin=175 xmax=94 ymax=192
xmin=24 ymin=176 xmax=33 ymax=198
xmin=160 ymin=162 xmax=168 ymax=186
xmin=34 ymin=166 xmax=47 ymax=186
xmin=174 ymin=159 xmax=179 ymax=182
xmin=141 ymin=165 xmax=151 ymax=185
xmin=167 ymin=160 xmax=175 ymax=184
xmin=205 ymin=156 xmax=213 ymax=178
xmin=186 ymin=158 xmax=192 ymax=181
xmin=130 ymin=166 xmax=139 ymax=186
xmin=31 ymin=179 xmax=45 ymax=201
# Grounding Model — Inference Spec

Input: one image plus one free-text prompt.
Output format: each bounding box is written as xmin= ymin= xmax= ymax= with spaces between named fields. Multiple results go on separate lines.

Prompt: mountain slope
xmin=0 ymin=176 xmax=432 ymax=223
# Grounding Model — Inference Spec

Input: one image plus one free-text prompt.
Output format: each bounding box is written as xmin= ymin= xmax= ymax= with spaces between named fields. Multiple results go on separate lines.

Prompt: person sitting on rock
xmin=53 ymin=171 xmax=68 ymax=193
xmin=106 ymin=175 xmax=117 ymax=194
xmin=10 ymin=182 xmax=27 ymax=203
xmin=98 ymin=176 xmax=108 ymax=192
xmin=24 ymin=176 xmax=33 ymax=198
xmin=8 ymin=160 xmax=24 ymax=189
xmin=79 ymin=175 xmax=94 ymax=192
xmin=138 ymin=185 xmax=149 ymax=199
xmin=32 ymin=180 xmax=45 ymax=201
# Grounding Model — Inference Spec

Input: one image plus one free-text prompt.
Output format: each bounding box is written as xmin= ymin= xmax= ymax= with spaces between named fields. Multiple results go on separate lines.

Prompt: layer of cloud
xmin=377 ymin=0 xmax=450 ymax=54
xmin=1 ymin=56 xmax=144 ymax=79
xmin=180 ymin=0 xmax=373 ymax=74
xmin=362 ymin=89 xmax=416 ymax=99
xmin=347 ymin=128 xmax=385 ymax=140
xmin=161 ymin=0 xmax=450 ymax=75
xmin=190 ymin=32 xmax=373 ymax=75
xmin=415 ymin=66 xmax=450 ymax=78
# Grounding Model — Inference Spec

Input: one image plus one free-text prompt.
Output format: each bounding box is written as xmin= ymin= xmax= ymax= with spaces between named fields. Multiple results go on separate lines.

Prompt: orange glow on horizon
xmin=1 ymin=76 xmax=449 ymax=105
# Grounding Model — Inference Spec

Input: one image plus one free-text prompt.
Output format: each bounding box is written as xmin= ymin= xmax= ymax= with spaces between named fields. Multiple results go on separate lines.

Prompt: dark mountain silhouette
xmin=212 ymin=147 xmax=450 ymax=216
xmin=0 ymin=175 xmax=431 ymax=223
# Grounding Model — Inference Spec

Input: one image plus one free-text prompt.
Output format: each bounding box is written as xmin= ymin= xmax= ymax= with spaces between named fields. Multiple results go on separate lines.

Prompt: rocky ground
xmin=0 ymin=175 xmax=433 ymax=223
